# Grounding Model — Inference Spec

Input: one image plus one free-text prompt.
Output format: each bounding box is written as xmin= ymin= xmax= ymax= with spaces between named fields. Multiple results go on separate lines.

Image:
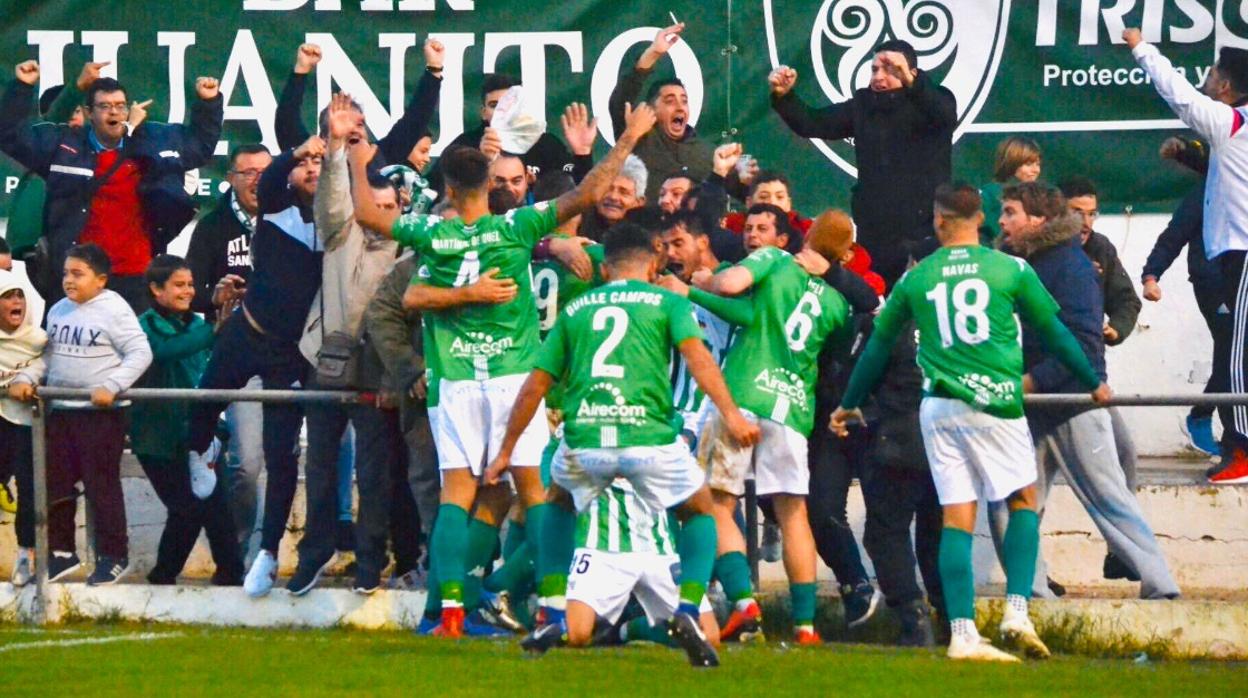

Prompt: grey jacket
xmin=45 ymin=289 xmax=152 ymax=408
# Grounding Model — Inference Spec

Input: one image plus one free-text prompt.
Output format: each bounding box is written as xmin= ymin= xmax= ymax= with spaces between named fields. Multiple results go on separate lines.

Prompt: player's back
xmin=892 ymin=244 xmax=1042 ymax=415
xmin=532 ymin=242 xmax=605 ymax=340
xmin=543 ymin=278 xmax=703 ymax=449
xmin=721 ymin=247 xmax=850 ymax=435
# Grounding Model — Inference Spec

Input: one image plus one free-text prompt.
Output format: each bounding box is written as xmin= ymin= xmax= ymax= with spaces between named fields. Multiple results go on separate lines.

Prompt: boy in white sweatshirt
xmin=42 ymin=244 xmax=152 ymax=585
xmin=0 ymin=269 xmax=47 ymax=586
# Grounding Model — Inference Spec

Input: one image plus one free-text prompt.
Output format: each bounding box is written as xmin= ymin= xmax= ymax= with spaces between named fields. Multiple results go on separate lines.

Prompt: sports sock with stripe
xmin=938 ymin=526 xmax=975 ymax=623
xmin=1002 ymin=508 xmax=1040 ymax=602
xmin=431 ymin=503 xmax=469 ymax=609
xmin=713 ymin=551 xmax=755 ymax=604
xmin=790 ymin=582 xmax=817 ymax=627
xmin=676 ymin=513 xmax=717 ymax=616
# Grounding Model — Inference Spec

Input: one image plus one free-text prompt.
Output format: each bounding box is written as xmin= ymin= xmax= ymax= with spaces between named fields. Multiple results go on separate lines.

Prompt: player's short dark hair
xmin=66 ymin=243 xmax=111 ymax=277
xmin=441 ymin=145 xmax=491 ymax=193
xmin=1059 ymin=176 xmax=1098 ymax=200
xmin=1217 ymin=47 xmax=1248 ymax=96
xmin=85 ymin=78 xmax=126 ymax=109
xmin=663 ymin=209 xmax=709 ymax=239
xmin=145 ymin=253 xmax=190 ymax=292
xmin=482 ymin=74 xmax=519 ymax=100
xmin=229 ymin=143 xmax=270 ymax=167
xmin=1002 ymin=181 xmax=1066 ymax=220
xmin=623 ymin=206 xmax=667 ymax=232
xmin=532 ymin=172 xmax=575 ymax=201
xmin=646 ymin=78 xmax=686 ymax=103
xmin=367 ymin=172 xmax=399 ymax=201
xmin=603 ymin=222 xmax=659 ymax=265
xmin=745 ymin=202 xmax=792 ymax=235
xmin=874 ymin=40 xmax=918 ymax=73
xmin=748 ymin=171 xmax=791 ymax=199
xmin=933 ymin=182 xmax=983 ymax=220
xmin=488 ymin=186 xmax=518 ymax=214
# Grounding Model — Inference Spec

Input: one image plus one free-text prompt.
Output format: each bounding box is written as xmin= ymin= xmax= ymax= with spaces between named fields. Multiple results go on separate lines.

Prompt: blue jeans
xmin=337 ymin=424 xmax=356 ymax=522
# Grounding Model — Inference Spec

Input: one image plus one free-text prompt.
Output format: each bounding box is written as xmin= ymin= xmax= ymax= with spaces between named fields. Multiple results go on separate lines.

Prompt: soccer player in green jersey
xmin=831 ymin=184 xmax=1112 ymax=663
xmin=485 ymin=222 xmax=760 ymax=667
xmin=671 ymin=203 xmax=853 ymax=645
xmin=350 ymin=102 xmax=658 ymax=638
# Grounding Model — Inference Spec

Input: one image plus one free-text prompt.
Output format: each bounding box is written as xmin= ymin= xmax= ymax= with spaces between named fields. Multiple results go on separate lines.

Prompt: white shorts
xmin=434 ymin=374 xmax=549 ymax=476
xmin=554 ymin=441 xmax=704 ymax=513
xmin=700 ymin=408 xmax=809 ymax=497
xmin=919 ymin=397 xmax=1037 ymax=505
xmin=566 ymin=548 xmax=712 ymax=625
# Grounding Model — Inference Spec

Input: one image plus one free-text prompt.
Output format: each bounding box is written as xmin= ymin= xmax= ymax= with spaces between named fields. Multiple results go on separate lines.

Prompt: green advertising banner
xmin=1 ymin=1 xmax=1247 ymax=215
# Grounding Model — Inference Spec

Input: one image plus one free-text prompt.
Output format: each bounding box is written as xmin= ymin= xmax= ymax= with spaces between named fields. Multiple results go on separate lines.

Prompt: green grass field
xmin=1 ymin=624 xmax=1244 ymax=697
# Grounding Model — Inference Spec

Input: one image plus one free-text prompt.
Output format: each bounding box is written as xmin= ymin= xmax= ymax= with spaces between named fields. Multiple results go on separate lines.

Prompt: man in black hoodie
xmin=995 ymin=182 xmax=1179 ymax=601
xmin=769 ymin=40 xmax=955 ymax=286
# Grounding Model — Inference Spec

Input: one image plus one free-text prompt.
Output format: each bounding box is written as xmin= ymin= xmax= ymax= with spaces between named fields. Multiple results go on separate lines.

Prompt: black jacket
xmin=771 ymin=73 xmax=956 ymax=285
xmin=275 ymin=69 xmax=441 ymax=170
xmin=185 ymin=192 xmax=254 ymax=318
xmin=1142 ymin=183 xmax=1222 ymax=302
xmin=1007 ymin=213 xmax=1107 ymax=429
xmin=1082 ymin=231 xmax=1142 ymax=345
xmin=0 ymin=79 xmax=222 ymax=284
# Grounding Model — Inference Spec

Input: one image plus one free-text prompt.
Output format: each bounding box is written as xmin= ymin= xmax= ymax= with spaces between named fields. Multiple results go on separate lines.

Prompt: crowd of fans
xmin=0 ymin=23 xmax=1242 ymax=654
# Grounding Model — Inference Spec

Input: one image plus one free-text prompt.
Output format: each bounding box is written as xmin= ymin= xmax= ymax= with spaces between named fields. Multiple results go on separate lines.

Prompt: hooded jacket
xmin=0 ymin=270 xmax=47 ymax=426
xmin=1006 ymin=212 xmax=1107 ymax=427
xmin=299 ymin=148 xmax=400 ymax=382
xmin=45 ymin=288 xmax=152 ymax=409
xmin=130 ymin=307 xmax=213 ymax=458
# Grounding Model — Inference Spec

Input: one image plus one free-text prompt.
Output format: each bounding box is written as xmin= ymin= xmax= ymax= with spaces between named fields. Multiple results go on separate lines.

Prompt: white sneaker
xmin=244 ymin=549 xmax=278 ymax=598
xmin=11 ymin=548 xmax=33 ymax=587
xmin=188 ymin=437 xmax=221 ymax=500
xmin=999 ymin=605 xmax=1051 ymax=659
xmin=947 ymin=633 xmax=1021 ymax=663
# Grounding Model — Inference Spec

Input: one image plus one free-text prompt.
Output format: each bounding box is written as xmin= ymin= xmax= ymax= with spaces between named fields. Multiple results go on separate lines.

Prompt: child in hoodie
xmin=131 ymin=255 xmax=244 ymax=585
xmin=44 ymin=243 xmax=152 ymax=586
xmin=0 ymin=269 xmax=47 ymax=586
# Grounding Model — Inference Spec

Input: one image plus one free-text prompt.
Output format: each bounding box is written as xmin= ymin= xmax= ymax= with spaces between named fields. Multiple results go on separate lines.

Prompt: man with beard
xmin=769 ymin=40 xmax=955 ymax=286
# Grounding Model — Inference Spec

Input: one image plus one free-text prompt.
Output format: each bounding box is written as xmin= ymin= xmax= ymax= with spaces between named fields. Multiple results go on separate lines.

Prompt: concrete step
xmin=0 ymin=457 xmax=1243 ymax=596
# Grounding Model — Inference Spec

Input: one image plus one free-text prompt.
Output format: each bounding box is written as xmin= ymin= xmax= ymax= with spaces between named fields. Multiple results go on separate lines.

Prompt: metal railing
xmin=19 ymin=387 xmax=1248 ymax=624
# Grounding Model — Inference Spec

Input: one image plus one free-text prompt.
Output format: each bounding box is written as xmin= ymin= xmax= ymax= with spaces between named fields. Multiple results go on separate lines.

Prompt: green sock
xmin=503 ymin=521 xmax=526 ymax=559
xmin=537 ymin=503 xmax=575 ymax=604
xmin=1002 ymin=509 xmax=1040 ymax=599
xmin=464 ymin=518 xmax=500 ymax=611
xmin=714 ymin=551 xmax=755 ymax=603
xmin=432 ymin=503 xmax=469 ymax=606
xmin=790 ymin=582 xmax=817 ymax=626
xmin=938 ymin=527 xmax=975 ymax=621
xmin=676 ymin=514 xmax=717 ymax=608
xmin=622 ymin=616 xmax=674 ymax=646
xmin=484 ymin=540 xmax=533 ymax=594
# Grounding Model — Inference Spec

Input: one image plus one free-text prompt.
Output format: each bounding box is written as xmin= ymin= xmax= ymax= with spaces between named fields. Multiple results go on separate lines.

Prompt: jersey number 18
xmin=925 ymin=279 xmax=990 ymax=348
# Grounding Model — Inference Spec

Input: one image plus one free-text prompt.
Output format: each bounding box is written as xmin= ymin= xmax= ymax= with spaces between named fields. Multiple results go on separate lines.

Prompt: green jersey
xmin=536 ymin=278 xmax=704 ymax=449
xmin=720 ymin=247 xmax=851 ymax=435
xmin=392 ymin=203 xmax=558 ymax=381
xmin=532 ymin=243 xmax=606 ymax=341
xmin=575 ymin=479 xmax=677 ymax=555
xmin=849 ymin=245 xmax=1062 ymax=418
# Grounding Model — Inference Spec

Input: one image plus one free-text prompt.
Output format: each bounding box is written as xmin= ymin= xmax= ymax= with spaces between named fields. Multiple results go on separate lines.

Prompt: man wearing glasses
xmin=0 ymin=59 xmax=223 ymax=310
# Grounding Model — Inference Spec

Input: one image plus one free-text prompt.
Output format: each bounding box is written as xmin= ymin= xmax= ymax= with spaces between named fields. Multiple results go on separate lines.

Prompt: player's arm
xmin=831 ymin=289 xmax=912 ymax=435
xmin=687 ymin=287 xmax=754 ymax=326
xmin=679 ymin=338 xmax=760 ymax=447
xmin=552 ymin=102 xmax=656 ymax=225
xmin=349 ymin=142 xmax=402 ymax=237
xmin=402 ymin=270 xmax=517 ymax=311
xmin=484 ymin=368 xmax=555 ymax=485
xmin=1126 ymin=29 xmax=1238 ymax=145
xmin=699 ymin=265 xmax=754 ymax=296
xmin=1016 ymin=267 xmax=1112 ymax=404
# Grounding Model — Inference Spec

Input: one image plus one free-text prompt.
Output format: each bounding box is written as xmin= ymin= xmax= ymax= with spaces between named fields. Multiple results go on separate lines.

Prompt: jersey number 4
xmin=453 ymin=251 xmax=481 ymax=287
xmin=925 ymin=279 xmax=990 ymax=347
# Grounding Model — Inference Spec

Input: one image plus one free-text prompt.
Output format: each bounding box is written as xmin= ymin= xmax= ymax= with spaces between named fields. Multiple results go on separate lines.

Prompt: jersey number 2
xmin=591 ymin=307 xmax=628 ymax=378
xmin=925 ymin=279 xmax=990 ymax=347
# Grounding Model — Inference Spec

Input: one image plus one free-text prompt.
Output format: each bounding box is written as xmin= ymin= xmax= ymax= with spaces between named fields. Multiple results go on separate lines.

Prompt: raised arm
xmin=275 ymin=43 xmax=320 ymax=152
xmin=1129 ymin=30 xmax=1241 ymax=146
xmin=551 ymin=102 xmax=655 ymax=225
xmin=607 ymin=24 xmax=682 ymax=138
xmin=377 ymin=39 xmax=443 ymax=167
xmin=349 ymin=140 xmax=399 ymax=235
xmin=769 ymin=66 xmax=855 ymax=141
xmin=316 ymin=92 xmax=364 ymax=244
xmin=0 ymin=62 xmax=63 ymax=174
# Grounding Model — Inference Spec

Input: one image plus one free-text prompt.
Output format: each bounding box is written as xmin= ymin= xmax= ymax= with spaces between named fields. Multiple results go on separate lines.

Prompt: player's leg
xmin=565 ymin=601 xmax=598 ymax=647
xmin=700 ymin=410 xmax=762 ymax=641
xmin=921 ymin=398 xmax=1019 ymax=663
xmin=459 ymin=483 xmax=513 ymax=636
